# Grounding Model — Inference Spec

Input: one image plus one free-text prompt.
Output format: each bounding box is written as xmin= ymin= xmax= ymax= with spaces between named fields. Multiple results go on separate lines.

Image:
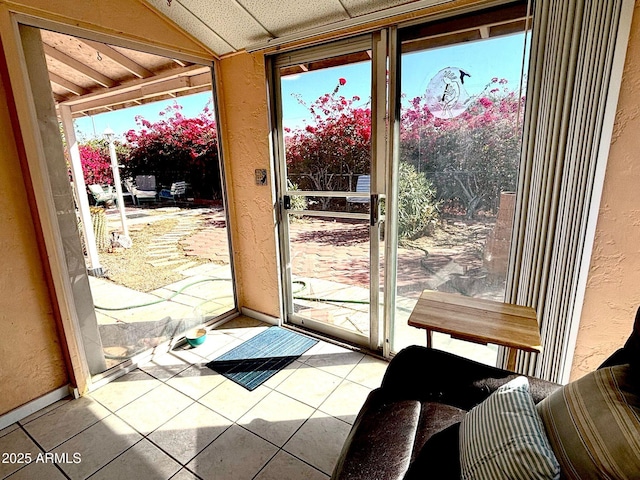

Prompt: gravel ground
xmin=98 ymin=218 xmax=211 ymax=292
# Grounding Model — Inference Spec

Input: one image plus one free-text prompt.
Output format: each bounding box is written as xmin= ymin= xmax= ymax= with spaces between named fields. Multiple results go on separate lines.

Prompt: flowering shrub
xmin=79 ymin=142 xmax=112 ymax=186
xmin=285 ymin=79 xmax=371 ymax=205
xmin=400 ymin=78 xmax=524 ymax=218
xmin=124 ymin=103 xmax=220 ymax=200
xmin=397 ymin=162 xmax=439 ymax=239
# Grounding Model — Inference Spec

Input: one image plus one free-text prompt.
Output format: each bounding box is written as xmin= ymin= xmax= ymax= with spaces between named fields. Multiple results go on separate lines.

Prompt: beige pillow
xmin=536 ymin=365 xmax=640 ymax=480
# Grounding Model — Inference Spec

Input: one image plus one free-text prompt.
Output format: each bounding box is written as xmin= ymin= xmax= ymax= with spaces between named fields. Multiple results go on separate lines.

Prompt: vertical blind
xmin=506 ymin=0 xmax=628 ymax=382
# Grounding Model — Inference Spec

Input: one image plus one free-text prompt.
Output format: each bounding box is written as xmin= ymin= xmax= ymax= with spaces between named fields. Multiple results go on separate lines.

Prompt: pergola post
xmin=59 ymin=104 xmax=103 ymax=276
xmin=104 ymin=127 xmax=129 ymax=240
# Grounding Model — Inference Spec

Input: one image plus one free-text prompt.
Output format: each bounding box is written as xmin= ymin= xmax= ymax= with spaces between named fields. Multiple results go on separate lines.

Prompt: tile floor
xmin=0 ymin=317 xmax=389 ymax=480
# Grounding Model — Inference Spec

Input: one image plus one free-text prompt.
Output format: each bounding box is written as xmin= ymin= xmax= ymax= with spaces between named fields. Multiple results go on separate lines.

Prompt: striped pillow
xmin=459 ymin=376 xmax=560 ymax=480
xmin=536 ymin=365 xmax=640 ymax=480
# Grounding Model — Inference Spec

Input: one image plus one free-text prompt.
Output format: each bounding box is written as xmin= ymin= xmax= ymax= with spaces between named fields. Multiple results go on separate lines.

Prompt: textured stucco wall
xmin=0 ymin=47 xmax=68 ymax=415
xmin=571 ymin=2 xmax=640 ymax=380
xmin=217 ymin=52 xmax=280 ymax=318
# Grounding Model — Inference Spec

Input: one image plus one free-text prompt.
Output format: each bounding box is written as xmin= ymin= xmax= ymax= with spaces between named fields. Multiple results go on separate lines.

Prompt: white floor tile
xmin=345 ymin=355 xmax=388 ymax=389
xmin=283 ymin=411 xmax=351 ymax=475
xmin=238 ymin=390 xmax=314 ymax=447
xmin=254 ymin=450 xmax=328 ymax=480
xmin=53 ymin=414 xmax=141 ymax=479
xmin=0 ymin=429 xmax=42 ymax=478
xmin=5 ymin=461 xmax=66 ymax=480
xmin=186 ymin=425 xmax=277 ymax=480
xmin=275 ymin=365 xmax=341 ymax=408
xmin=88 ymin=439 xmax=181 ymax=480
xmin=318 ymin=379 xmax=371 ymax=424
xmin=198 ymin=380 xmax=269 ymax=422
xmin=90 ymin=370 xmax=162 ymax=412
xmin=166 ymin=364 xmax=225 ymax=400
xmin=139 ymin=352 xmax=190 ymax=381
xmin=22 ymin=397 xmax=110 ymax=451
xmin=304 ymin=349 xmax=365 ymax=378
xmin=0 ymin=423 xmax=18 ymax=439
xmin=148 ymin=402 xmax=232 ymax=464
xmin=17 ymin=398 xmax=71 ymax=426
xmin=116 ymin=384 xmax=193 ymax=435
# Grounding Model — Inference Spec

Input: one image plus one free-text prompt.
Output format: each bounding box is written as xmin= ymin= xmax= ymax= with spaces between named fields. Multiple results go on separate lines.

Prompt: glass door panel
xmin=390 ymin=22 xmax=530 ymax=363
xmin=276 ymin=38 xmax=383 ymax=348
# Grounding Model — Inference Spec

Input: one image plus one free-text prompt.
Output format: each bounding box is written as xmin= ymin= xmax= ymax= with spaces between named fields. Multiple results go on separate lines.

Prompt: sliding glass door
xmin=272 ymin=3 xmax=531 ymax=361
xmin=274 ymin=35 xmax=386 ymax=349
xmin=389 ymin=4 xmax=531 ymax=362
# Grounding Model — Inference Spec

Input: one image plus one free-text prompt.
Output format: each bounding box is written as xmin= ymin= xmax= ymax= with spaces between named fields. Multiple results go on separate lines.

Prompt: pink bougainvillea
xmin=285 ymin=76 xmax=525 ymax=218
xmin=399 ymin=79 xmax=525 ymax=218
xmin=124 ymin=102 xmax=221 ymax=199
xmin=284 ymin=79 xmax=371 ymax=199
xmin=79 ymin=142 xmax=113 ymax=186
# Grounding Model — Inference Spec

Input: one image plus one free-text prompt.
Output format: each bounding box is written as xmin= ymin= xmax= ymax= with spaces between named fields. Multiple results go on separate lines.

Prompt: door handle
xmin=370 ymin=194 xmax=379 ymax=226
xmin=283 ymin=195 xmax=291 ymax=210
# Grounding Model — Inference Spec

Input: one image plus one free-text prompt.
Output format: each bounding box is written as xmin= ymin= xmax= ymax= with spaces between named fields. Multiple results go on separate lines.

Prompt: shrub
xmin=124 ymin=103 xmax=221 ymax=200
xmin=285 ymin=79 xmax=371 ymax=202
xmin=400 ymin=79 xmax=524 ymax=219
xmin=397 ymin=162 xmax=439 ymax=239
xmin=79 ymin=142 xmax=112 ymax=186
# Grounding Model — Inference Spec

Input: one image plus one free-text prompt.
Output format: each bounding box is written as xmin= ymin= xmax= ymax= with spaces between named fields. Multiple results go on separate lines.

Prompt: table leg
xmin=426 ymin=329 xmax=433 ymax=349
xmin=506 ymin=348 xmax=517 ymax=371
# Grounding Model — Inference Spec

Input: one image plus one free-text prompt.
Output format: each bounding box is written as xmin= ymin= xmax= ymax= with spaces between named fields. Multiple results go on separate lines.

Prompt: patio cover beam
xmin=59 ymin=65 xmax=212 ymax=115
xmin=81 ymin=39 xmax=154 ymax=79
xmin=49 ymin=71 xmax=87 ymax=96
xmin=43 ymin=44 xmax=116 ymax=88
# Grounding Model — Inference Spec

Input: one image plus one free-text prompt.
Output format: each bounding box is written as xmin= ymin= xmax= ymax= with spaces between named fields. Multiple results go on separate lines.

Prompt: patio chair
xmin=130 ymin=175 xmax=157 ymax=203
xmin=159 ymin=181 xmax=187 ymax=203
xmin=346 ymin=174 xmax=370 ymax=204
xmin=88 ymin=184 xmax=116 ymax=206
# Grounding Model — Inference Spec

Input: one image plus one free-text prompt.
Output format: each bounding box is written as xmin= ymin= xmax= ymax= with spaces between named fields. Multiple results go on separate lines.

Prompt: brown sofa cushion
xmin=331 ymin=390 xmax=422 ymax=480
xmin=537 ymin=365 xmax=640 ymax=480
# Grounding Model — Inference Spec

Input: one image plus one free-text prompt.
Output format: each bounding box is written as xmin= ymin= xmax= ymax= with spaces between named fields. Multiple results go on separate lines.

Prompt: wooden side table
xmin=407 ymin=290 xmax=541 ymax=371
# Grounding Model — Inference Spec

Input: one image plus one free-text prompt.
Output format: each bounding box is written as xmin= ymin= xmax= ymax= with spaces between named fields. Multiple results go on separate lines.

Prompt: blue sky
xmin=73 ymin=32 xmax=528 ymax=140
xmin=281 ymin=32 xmax=528 ymax=129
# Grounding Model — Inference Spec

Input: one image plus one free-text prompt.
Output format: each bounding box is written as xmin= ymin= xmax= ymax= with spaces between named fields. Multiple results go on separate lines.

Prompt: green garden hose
xmin=94 ymin=278 xmax=229 ymax=311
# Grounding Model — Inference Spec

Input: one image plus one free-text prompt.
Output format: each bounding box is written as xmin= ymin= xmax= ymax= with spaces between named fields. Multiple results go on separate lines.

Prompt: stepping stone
xmin=173 ymin=261 xmax=199 ymax=272
xmin=147 ymin=252 xmax=180 ymax=258
xmin=148 ymin=258 xmax=191 ymax=267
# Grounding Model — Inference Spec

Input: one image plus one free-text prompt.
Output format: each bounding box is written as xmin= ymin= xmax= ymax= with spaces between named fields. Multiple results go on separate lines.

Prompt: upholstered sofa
xmin=332 ymin=309 xmax=640 ymax=479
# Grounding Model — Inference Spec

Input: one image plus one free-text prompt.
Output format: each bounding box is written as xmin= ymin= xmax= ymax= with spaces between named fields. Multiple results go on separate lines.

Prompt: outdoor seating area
xmin=124 ymin=176 xmax=158 ymax=205
xmin=86 ymin=205 xmax=234 ymax=369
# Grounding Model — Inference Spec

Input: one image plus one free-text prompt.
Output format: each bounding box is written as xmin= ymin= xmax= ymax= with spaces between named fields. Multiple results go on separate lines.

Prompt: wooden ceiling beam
xmin=81 ymin=39 xmax=154 ymax=79
xmin=43 ymin=44 xmax=116 ymax=88
xmin=49 ymin=72 xmax=87 ymax=96
xmin=67 ymin=68 xmax=212 ymax=113
xmin=61 ymin=64 xmax=209 ymax=107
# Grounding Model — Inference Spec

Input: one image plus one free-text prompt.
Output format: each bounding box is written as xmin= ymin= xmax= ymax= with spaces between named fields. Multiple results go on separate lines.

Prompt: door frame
xmin=271 ymin=33 xmax=388 ymax=351
xmin=1 ymin=9 xmax=238 ymax=393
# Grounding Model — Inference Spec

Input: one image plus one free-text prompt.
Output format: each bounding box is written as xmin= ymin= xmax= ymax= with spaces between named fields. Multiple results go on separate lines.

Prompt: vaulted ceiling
xmin=145 ymin=0 xmax=452 ymax=55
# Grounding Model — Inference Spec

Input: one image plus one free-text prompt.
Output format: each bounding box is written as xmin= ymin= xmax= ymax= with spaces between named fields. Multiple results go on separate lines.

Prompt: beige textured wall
xmin=0 ymin=46 xmax=68 ymax=414
xmin=217 ymin=52 xmax=280 ymax=318
xmin=571 ymin=2 xmax=640 ymax=381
